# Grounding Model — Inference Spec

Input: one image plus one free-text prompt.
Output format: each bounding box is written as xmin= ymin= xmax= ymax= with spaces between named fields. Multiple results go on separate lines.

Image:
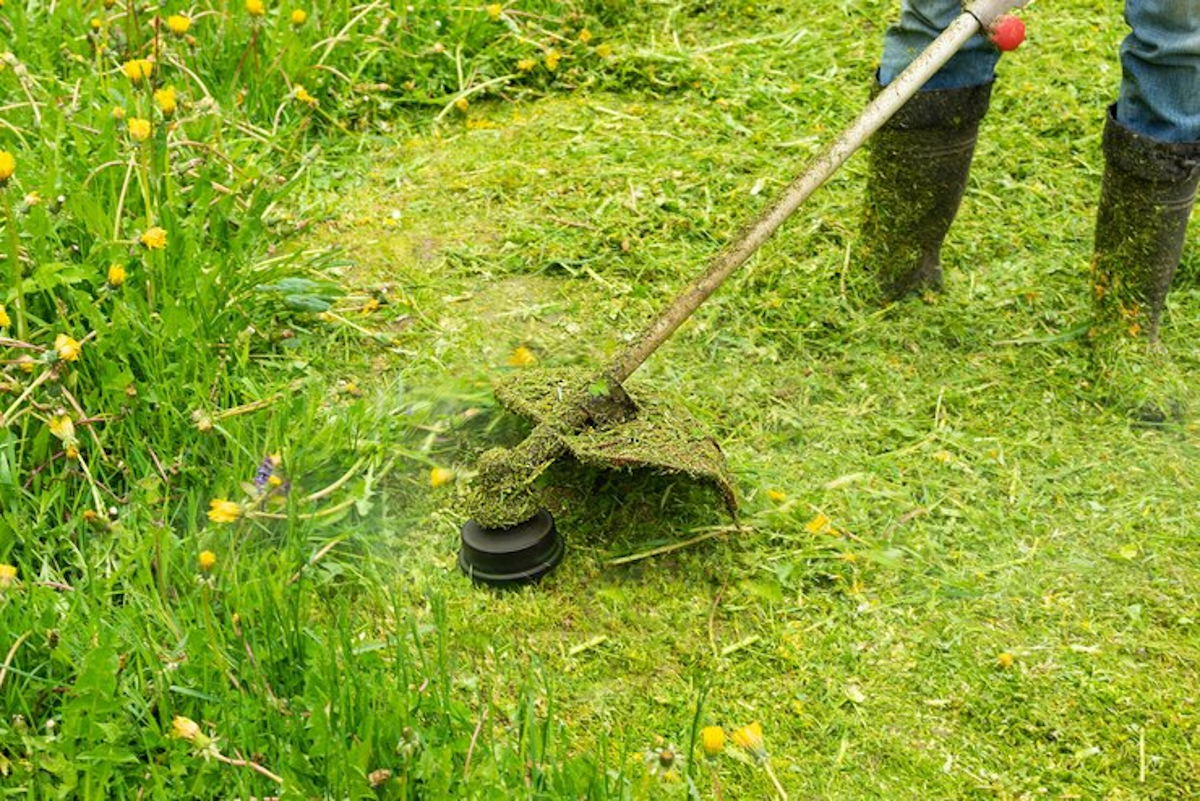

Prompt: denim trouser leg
xmin=879 ymin=1 xmax=1198 ymax=142
xmin=1117 ymin=0 xmax=1200 ymax=143
xmin=879 ymin=0 xmax=998 ymax=90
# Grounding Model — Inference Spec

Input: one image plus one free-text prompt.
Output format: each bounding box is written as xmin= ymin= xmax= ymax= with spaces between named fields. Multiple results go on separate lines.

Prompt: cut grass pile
xmin=2 ymin=0 xmax=1196 ymax=797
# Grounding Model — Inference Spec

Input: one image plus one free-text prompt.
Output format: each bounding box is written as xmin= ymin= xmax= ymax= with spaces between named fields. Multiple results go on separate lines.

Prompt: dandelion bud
xmin=154 ymin=86 xmax=177 ymax=116
xmin=166 ymin=14 xmax=191 ymax=35
xmin=207 ymin=499 xmax=242 ymax=524
xmin=111 ymin=106 xmax=126 ymax=120
xmin=507 ymin=346 xmax=536 ymax=367
xmin=700 ymin=726 xmax=725 ymax=758
xmin=171 ymin=716 xmax=201 ymax=741
xmin=108 ymin=264 xmax=127 ymax=287
xmin=0 ymin=150 xmax=14 ymax=185
xmin=139 ymin=226 xmax=167 ymax=250
xmin=128 ymin=117 xmax=152 ymax=142
xmin=429 ymin=467 xmax=454 ymax=488
xmin=198 ymin=551 xmax=217 ymax=572
xmin=731 ymin=722 xmax=767 ymax=760
xmin=54 ymin=334 xmax=82 ymax=362
xmin=122 ymin=59 xmax=153 ymax=83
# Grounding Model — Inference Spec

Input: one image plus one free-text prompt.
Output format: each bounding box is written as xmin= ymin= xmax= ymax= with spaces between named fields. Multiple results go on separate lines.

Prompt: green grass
xmin=3 ymin=0 xmax=1197 ymax=798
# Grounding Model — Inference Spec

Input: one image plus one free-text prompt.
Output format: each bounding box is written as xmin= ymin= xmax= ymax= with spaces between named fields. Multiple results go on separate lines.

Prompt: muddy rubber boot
xmin=1090 ymin=106 xmax=1200 ymax=423
xmin=859 ymin=80 xmax=993 ymax=302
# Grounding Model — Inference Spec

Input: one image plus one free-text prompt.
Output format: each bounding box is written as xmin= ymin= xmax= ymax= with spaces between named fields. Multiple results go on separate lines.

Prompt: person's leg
xmin=861 ymin=1 xmax=1000 ymax=301
xmin=1116 ymin=0 xmax=1200 ymax=143
xmin=1090 ymin=0 xmax=1198 ymax=419
xmin=1093 ymin=0 xmax=1198 ymax=341
xmin=879 ymin=0 xmax=999 ymax=90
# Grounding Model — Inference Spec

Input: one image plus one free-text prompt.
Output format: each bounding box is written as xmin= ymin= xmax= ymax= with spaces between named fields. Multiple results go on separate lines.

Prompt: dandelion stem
xmin=113 ymin=155 xmax=136 ymax=241
xmin=2 ymin=190 xmax=26 ymax=340
xmin=74 ymin=452 xmax=107 ymax=515
xmin=214 ymin=751 xmax=283 ymax=785
xmin=2 ymin=368 xmax=53 ymax=428
xmin=763 ymin=758 xmax=789 ymax=801
xmin=0 ymin=631 xmax=32 ymax=692
xmin=302 ymin=455 xmax=368 ymax=503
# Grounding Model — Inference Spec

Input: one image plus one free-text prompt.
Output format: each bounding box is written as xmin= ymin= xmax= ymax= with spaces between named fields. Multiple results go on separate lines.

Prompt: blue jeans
xmin=879 ymin=0 xmax=1200 ymax=143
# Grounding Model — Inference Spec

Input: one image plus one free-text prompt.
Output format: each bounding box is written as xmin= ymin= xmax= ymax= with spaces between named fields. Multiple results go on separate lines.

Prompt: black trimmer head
xmin=458 ymin=508 xmax=564 ymax=587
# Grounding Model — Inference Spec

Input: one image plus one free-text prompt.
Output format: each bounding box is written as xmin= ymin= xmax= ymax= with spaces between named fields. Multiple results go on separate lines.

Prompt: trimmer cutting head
xmin=458 ymin=368 xmax=736 ymax=585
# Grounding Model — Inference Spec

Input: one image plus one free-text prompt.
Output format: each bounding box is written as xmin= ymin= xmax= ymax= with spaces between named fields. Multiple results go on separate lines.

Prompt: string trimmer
xmin=460 ymin=0 xmax=1029 ymax=585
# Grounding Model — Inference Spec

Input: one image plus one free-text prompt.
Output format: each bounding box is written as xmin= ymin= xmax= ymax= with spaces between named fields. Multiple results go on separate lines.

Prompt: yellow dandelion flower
xmin=430 ymin=467 xmax=454 ymax=488
xmin=361 ymin=297 xmax=381 ymax=314
xmin=486 ymin=3 xmax=502 ymax=20
xmin=595 ymin=43 xmax=613 ymax=58
xmin=166 ymin=14 xmax=191 ymax=34
xmin=804 ymin=512 xmax=831 ymax=535
xmin=289 ymin=8 xmax=307 ymax=25
xmin=154 ymin=86 xmax=177 ymax=116
xmin=171 ymin=716 xmax=200 ymax=741
xmin=140 ymin=226 xmax=167 ymax=250
xmin=207 ymin=499 xmax=242 ymax=524
xmin=65 ymin=444 xmax=80 ymax=460
xmin=17 ymin=355 xmax=34 ymax=373
xmin=54 ymin=334 xmax=82 ymax=362
xmin=293 ymin=85 xmax=318 ymax=107
xmin=246 ymin=0 xmax=266 ymax=17
xmin=48 ymin=414 xmax=76 ymax=441
xmin=90 ymin=17 xmax=103 ymax=29
xmin=517 ymin=58 xmax=536 ymax=72
xmin=544 ymin=49 xmax=561 ymax=71
xmin=731 ymin=722 xmax=766 ymax=760
xmin=766 ymin=489 xmax=786 ymax=502
xmin=700 ymin=726 xmax=725 ymax=758
xmin=108 ymin=263 xmax=127 ymax=287
xmin=122 ymin=58 xmax=154 ymax=83
xmin=267 ymin=474 xmax=283 ymax=488
xmin=997 ymin=651 xmax=1015 ymax=668
xmin=198 ymin=550 xmax=217 ymax=572
xmin=0 ymin=150 xmax=14 ymax=184
xmin=507 ymin=346 xmax=536 ymax=367
xmin=111 ymin=106 xmax=126 ymax=120
xmin=128 ymin=117 xmax=152 ymax=142
xmin=578 ymin=28 xmax=592 ymax=43
xmin=454 ymin=96 xmax=469 ymax=112
xmin=0 ymin=563 xmax=17 ymax=589
xmin=0 ymin=305 xmax=10 ymax=328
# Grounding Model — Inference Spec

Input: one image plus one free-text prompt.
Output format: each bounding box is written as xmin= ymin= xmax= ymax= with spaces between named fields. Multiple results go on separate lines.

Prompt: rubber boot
xmin=1090 ymin=106 xmax=1200 ymax=423
xmin=860 ymin=80 xmax=993 ymax=302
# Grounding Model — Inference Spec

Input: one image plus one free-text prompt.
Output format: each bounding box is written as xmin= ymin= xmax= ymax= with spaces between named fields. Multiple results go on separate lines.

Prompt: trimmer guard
xmin=493 ymin=367 xmax=737 ymax=516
